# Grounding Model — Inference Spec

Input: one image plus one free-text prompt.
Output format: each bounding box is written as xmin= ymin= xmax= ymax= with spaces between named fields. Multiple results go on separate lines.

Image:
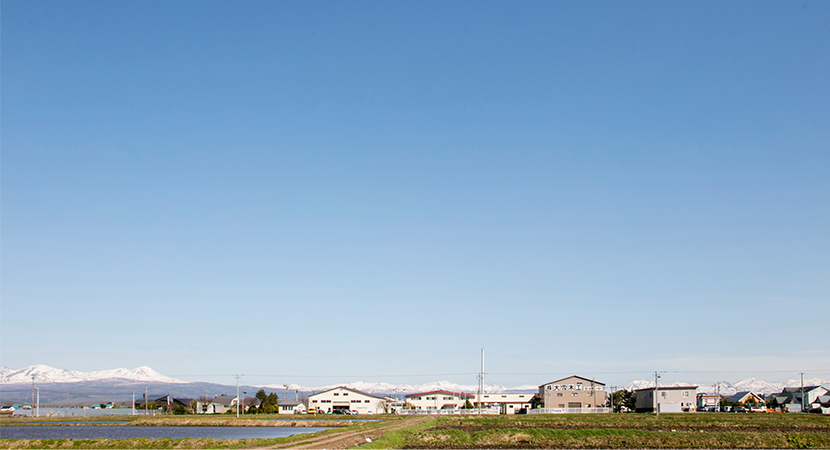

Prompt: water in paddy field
xmin=0 ymin=426 xmax=330 ymax=440
xmin=7 ymin=407 xmax=163 ymax=418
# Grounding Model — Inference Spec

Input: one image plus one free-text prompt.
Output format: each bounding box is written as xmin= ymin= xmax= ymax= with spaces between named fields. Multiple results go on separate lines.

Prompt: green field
xmin=364 ymin=413 xmax=830 ymax=449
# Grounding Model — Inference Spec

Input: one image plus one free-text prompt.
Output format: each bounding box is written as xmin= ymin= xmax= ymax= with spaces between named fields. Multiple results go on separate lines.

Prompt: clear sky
xmin=2 ymin=0 xmax=828 ymax=389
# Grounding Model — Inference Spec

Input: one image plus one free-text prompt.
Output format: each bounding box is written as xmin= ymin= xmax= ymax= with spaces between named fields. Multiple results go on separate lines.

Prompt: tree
xmin=608 ymin=390 xmax=636 ymax=412
xmin=377 ymin=399 xmax=388 ymax=414
xmin=250 ymin=389 xmax=279 ymax=414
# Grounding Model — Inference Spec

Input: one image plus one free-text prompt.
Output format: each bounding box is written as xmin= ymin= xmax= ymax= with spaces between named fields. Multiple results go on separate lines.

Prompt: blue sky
xmin=2 ymin=0 xmax=828 ymax=388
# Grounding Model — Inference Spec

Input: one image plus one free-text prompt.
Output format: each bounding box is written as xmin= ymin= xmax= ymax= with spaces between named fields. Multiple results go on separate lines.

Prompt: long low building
xmin=480 ymin=393 xmax=535 ymax=414
xmin=308 ymin=386 xmax=386 ymax=414
xmin=405 ymin=390 xmax=474 ymax=412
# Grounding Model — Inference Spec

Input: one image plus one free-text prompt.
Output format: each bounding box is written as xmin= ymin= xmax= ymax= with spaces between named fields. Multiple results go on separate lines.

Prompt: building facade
xmin=405 ymin=390 xmax=475 ymax=411
xmin=696 ymin=393 xmax=720 ymax=411
xmin=635 ymin=386 xmax=697 ymax=413
xmin=538 ymin=376 xmax=606 ymax=410
xmin=308 ymin=386 xmax=386 ymax=414
xmin=480 ymin=393 xmax=535 ymax=414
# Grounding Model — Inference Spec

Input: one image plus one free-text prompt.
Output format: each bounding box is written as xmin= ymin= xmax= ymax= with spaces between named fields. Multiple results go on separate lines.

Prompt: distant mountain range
xmin=1 ymin=365 xmax=184 ymax=385
xmin=624 ymin=377 xmax=829 ymax=395
xmin=2 ymin=365 xmax=827 ymax=406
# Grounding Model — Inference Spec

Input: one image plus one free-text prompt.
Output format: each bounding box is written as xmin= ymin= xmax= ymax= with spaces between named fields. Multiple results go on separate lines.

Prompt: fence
xmin=528 ymin=407 xmax=609 ymax=414
xmin=399 ymin=407 xmax=501 ymax=415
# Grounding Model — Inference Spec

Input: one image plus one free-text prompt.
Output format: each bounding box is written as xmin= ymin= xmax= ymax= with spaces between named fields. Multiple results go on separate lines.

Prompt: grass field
xmin=363 ymin=413 xmax=830 ymax=449
xmin=2 ymin=413 xmax=829 ymax=449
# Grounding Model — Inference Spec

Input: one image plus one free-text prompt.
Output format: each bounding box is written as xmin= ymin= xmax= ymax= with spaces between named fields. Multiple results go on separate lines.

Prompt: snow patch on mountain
xmin=263 ymin=380 xmax=538 ymax=395
xmin=624 ymin=377 xmax=830 ymax=396
xmin=0 ymin=365 xmax=185 ymax=384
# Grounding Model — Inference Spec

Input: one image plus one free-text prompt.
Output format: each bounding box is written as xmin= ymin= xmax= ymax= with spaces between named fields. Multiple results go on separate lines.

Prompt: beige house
xmin=635 ymin=386 xmax=698 ymax=413
xmin=405 ymin=390 xmax=474 ymax=411
xmin=308 ymin=386 xmax=386 ymax=414
xmin=538 ymin=376 xmax=606 ymax=411
xmin=480 ymin=393 xmax=534 ymax=414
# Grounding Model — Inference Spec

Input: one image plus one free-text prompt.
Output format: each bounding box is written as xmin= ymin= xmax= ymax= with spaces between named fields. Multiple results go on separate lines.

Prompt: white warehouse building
xmin=308 ymin=386 xmax=387 ymax=414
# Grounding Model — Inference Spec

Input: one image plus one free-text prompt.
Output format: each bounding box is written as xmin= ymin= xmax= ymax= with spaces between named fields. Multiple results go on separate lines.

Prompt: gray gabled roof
xmin=280 ymin=400 xmax=304 ymax=407
xmin=211 ymin=395 xmax=238 ymax=407
xmin=783 ymin=386 xmax=821 ymax=393
xmin=539 ymin=375 xmax=606 ymax=387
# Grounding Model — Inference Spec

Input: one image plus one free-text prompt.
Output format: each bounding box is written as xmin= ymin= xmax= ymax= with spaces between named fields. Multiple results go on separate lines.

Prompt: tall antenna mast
xmin=478 ymin=348 xmax=484 ymax=414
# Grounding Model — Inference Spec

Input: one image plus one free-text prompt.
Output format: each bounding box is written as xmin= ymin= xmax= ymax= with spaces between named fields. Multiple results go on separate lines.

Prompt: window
xmin=683 ymin=391 xmax=689 ymax=397
xmin=343 ymin=393 xmax=348 ymax=396
xmin=312 ymin=400 xmax=317 ymax=403
xmin=661 ymin=392 xmax=667 ymax=398
xmin=572 ymin=393 xmax=578 ymax=396
xmin=333 ymin=393 xmax=339 ymax=396
xmin=364 ymin=400 xmax=370 ymax=403
xmin=557 ymin=393 xmax=563 ymax=397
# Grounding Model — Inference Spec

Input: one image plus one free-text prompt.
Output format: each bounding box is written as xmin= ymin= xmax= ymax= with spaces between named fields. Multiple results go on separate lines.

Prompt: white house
xmin=278 ymin=399 xmax=307 ymax=415
xmin=308 ymin=386 xmax=386 ymax=414
xmin=195 ymin=395 xmax=238 ymax=414
xmin=405 ymin=390 xmax=475 ymax=412
xmin=480 ymin=393 xmax=534 ymax=414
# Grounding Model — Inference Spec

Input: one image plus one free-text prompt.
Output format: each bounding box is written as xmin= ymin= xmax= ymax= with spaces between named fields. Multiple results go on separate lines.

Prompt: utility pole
xmin=654 ymin=371 xmax=663 ymax=417
xmin=235 ymin=375 xmax=242 ymax=418
xmin=31 ymin=375 xmax=36 ymax=417
xmin=800 ymin=373 xmax=804 ymax=413
xmin=145 ymin=387 xmax=148 ymax=415
xmin=36 ymin=387 xmax=40 ymax=418
xmin=132 ymin=393 xmax=135 ymax=415
xmin=608 ymin=385 xmax=615 ymax=413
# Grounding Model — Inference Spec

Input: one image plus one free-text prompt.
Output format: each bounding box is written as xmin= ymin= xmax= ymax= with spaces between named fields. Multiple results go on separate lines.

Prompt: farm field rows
xmin=2 ymin=413 xmax=829 ymax=449
xmin=363 ymin=413 xmax=830 ymax=449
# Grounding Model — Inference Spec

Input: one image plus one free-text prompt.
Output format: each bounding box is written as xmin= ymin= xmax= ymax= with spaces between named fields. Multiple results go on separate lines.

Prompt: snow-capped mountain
xmin=0 ymin=365 xmax=185 ymax=384
xmin=625 ymin=377 xmax=830 ymax=396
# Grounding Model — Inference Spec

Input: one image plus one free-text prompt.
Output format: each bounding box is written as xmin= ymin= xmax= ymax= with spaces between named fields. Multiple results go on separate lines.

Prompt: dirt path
xmin=266 ymin=416 xmax=429 ymax=449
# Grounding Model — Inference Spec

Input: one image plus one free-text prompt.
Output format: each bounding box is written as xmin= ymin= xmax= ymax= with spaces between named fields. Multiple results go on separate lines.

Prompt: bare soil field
xmin=362 ymin=413 xmax=830 ymax=449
